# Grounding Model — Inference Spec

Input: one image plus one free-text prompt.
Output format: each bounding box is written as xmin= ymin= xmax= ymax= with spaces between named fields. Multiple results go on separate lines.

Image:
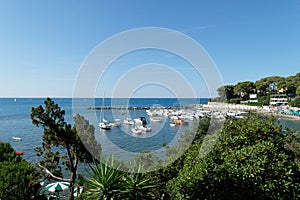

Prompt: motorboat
xmin=124 ymin=118 xmax=134 ymax=125
xmin=169 ymin=122 xmax=176 ymax=127
xmin=235 ymin=111 xmax=248 ymax=119
xmin=137 ymin=125 xmax=152 ymax=132
xmin=131 ymin=127 xmax=143 ymax=134
xmin=109 ymin=119 xmax=121 ymax=127
xmin=132 ymin=117 xmax=151 ymax=133
xmin=171 ymin=118 xmax=189 ymax=125
xmin=150 ymin=116 xmax=163 ymax=122
xmin=99 ymin=119 xmax=111 ymax=130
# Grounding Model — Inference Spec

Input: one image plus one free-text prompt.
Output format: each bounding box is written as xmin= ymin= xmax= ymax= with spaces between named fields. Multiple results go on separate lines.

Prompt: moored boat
xmin=171 ymin=119 xmax=189 ymax=125
xmin=131 ymin=127 xmax=143 ymax=134
xmin=124 ymin=118 xmax=134 ymax=125
xmin=150 ymin=116 xmax=163 ymax=122
xmin=12 ymin=136 xmax=22 ymax=141
xmin=170 ymin=122 xmax=176 ymax=127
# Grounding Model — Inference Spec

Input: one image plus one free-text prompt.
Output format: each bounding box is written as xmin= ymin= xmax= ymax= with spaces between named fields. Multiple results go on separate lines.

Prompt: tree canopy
xmin=167 ymin=116 xmax=300 ymax=199
xmin=216 ymin=72 xmax=300 ymax=104
xmin=31 ymin=97 xmax=101 ymax=200
xmin=234 ymin=81 xmax=255 ymax=100
xmin=0 ymin=142 xmax=41 ymax=200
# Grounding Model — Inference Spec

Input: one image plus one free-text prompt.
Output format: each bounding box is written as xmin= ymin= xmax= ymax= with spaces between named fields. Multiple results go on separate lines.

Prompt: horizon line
xmin=0 ymin=96 xmax=211 ymax=99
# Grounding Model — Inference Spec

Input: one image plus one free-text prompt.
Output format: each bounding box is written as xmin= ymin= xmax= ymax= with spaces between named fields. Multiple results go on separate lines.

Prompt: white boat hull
xmin=12 ymin=136 xmax=22 ymax=141
xmin=99 ymin=122 xmax=111 ymax=130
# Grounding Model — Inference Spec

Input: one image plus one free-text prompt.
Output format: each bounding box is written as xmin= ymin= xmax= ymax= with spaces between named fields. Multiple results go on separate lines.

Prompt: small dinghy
xmin=12 ymin=136 xmax=22 ymax=141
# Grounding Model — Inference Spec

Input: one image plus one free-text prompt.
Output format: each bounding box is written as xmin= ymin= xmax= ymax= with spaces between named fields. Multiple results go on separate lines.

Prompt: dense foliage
xmin=290 ymin=96 xmax=300 ymax=108
xmin=0 ymin=142 xmax=16 ymax=162
xmin=0 ymin=142 xmax=41 ymax=200
xmin=167 ymin=115 xmax=300 ymax=199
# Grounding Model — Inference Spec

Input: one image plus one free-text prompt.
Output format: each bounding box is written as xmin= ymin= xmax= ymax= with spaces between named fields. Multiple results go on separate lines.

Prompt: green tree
xmin=150 ymin=118 xmax=212 ymax=199
xmin=286 ymin=82 xmax=297 ymax=97
xmin=0 ymin=142 xmax=41 ymax=200
xmin=31 ymin=98 xmax=101 ymax=200
xmin=256 ymin=76 xmax=285 ymax=95
xmin=296 ymin=85 xmax=300 ymax=96
xmin=168 ymin=116 xmax=300 ymax=199
xmin=0 ymin=142 xmax=16 ymax=162
xmin=217 ymin=85 xmax=235 ymax=101
xmin=267 ymin=76 xmax=285 ymax=94
xmin=290 ymin=96 xmax=300 ymax=107
xmin=255 ymin=78 xmax=269 ymax=96
xmin=285 ymin=74 xmax=300 ymax=96
xmin=284 ymin=131 xmax=300 ymax=162
xmin=234 ymin=81 xmax=255 ymax=100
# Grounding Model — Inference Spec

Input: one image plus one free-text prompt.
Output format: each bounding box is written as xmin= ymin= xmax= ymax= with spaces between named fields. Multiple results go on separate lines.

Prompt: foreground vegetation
xmin=0 ymin=142 xmax=41 ymax=200
xmin=1 ymin=99 xmax=300 ymax=199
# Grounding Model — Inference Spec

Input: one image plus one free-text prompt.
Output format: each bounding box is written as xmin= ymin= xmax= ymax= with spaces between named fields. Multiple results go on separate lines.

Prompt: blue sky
xmin=0 ymin=0 xmax=299 ymax=98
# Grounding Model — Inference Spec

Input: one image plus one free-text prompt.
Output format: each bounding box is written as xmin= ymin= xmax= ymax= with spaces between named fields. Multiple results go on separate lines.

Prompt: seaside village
xmin=98 ymin=81 xmax=300 ymax=133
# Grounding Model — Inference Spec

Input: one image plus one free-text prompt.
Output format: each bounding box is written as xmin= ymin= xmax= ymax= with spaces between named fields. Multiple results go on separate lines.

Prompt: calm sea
xmin=0 ymin=98 xmax=299 ymax=163
xmin=0 ymin=98 xmax=207 ymax=162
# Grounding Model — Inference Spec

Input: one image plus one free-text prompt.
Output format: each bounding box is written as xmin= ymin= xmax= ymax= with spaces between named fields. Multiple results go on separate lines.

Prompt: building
xmin=269 ymin=94 xmax=288 ymax=106
xmin=249 ymin=94 xmax=258 ymax=103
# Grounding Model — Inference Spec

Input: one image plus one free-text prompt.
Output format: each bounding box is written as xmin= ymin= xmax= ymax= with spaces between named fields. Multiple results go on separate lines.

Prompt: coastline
xmin=206 ymin=102 xmax=300 ymax=121
xmin=256 ymin=110 xmax=300 ymax=121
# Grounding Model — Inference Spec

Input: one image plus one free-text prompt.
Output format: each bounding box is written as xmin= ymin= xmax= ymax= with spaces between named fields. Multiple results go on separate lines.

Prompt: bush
xmin=229 ymin=98 xmax=241 ymax=104
xmin=290 ymin=96 xmax=300 ymax=107
xmin=0 ymin=142 xmax=41 ymax=200
xmin=247 ymin=102 xmax=262 ymax=106
xmin=258 ymin=95 xmax=270 ymax=105
xmin=167 ymin=116 xmax=300 ymax=199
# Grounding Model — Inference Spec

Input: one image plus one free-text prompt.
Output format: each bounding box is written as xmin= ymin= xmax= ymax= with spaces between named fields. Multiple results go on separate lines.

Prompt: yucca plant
xmin=82 ymin=157 xmax=125 ymax=200
xmin=121 ymin=162 xmax=158 ymax=200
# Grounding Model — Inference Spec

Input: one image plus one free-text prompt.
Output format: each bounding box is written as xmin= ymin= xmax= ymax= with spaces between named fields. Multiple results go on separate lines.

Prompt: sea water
xmin=0 ymin=98 xmax=207 ymax=162
xmin=1 ymin=98 xmax=299 ymax=163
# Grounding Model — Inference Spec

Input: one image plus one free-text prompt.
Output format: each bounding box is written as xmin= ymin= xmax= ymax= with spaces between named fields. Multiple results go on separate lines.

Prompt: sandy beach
xmin=205 ymin=102 xmax=300 ymax=121
xmin=255 ymin=110 xmax=300 ymax=121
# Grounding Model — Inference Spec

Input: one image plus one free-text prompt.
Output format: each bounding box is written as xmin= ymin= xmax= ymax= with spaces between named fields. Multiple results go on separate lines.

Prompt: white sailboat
xmin=98 ymin=95 xmax=111 ymax=130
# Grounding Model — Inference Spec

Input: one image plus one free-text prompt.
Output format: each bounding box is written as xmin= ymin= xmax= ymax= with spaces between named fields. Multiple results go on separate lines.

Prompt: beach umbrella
xmin=44 ymin=181 xmax=70 ymax=192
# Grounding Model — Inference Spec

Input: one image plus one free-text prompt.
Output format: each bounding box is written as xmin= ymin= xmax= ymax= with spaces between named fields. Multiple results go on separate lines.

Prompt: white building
xmin=269 ymin=94 xmax=288 ymax=106
xmin=249 ymin=94 xmax=258 ymax=103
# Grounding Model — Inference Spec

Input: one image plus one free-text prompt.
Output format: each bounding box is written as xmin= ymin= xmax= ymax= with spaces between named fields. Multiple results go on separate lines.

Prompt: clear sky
xmin=0 ymin=0 xmax=299 ymax=98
